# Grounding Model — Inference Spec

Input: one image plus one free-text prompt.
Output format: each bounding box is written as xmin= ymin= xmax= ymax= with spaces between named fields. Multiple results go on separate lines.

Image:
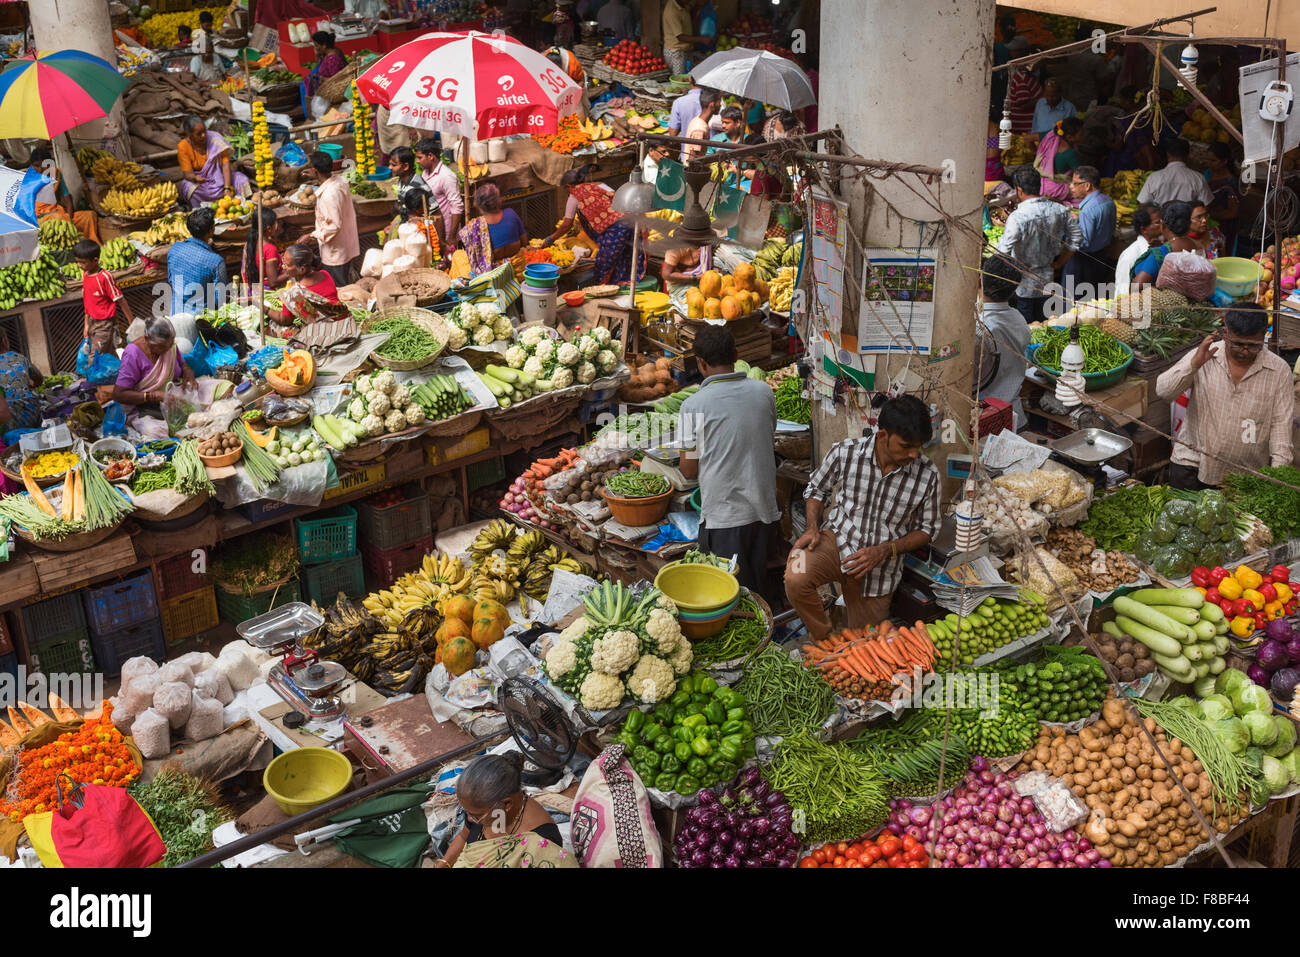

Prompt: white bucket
xmin=521 ymin=285 xmax=557 ymax=325
xmin=487 ymin=138 xmax=506 ymax=163
xmin=469 ymin=139 xmax=489 ymax=165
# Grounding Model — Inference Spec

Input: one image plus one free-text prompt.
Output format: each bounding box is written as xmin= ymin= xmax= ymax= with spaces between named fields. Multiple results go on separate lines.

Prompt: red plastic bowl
xmin=562 ymin=291 xmax=586 ymax=307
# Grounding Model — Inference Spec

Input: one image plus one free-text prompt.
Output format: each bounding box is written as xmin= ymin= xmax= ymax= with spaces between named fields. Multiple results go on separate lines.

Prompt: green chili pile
xmin=605 ymin=470 xmax=669 ymax=497
xmin=1033 ymin=325 xmax=1129 ymax=374
xmin=761 ymin=733 xmax=889 ymax=843
xmin=774 ymin=377 xmax=810 ymax=424
xmin=690 ymin=595 xmax=767 ymax=665
xmin=736 ymin=645 xmax=835 ymax=738
xmin=371 ymin=315 xmax=441 ymax=361
xmin=131 ymin=463 xmax=176 ymax=495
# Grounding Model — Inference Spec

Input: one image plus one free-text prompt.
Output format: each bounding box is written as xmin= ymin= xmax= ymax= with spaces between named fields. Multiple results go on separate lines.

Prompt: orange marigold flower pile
xmin=1 ymin=701 xmax=139 ymax=823
xmin=536 ymin=116 xmax=591 ymax=155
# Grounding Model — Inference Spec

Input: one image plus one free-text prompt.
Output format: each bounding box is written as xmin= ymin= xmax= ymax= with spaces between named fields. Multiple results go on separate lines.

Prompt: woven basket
xmin=424 ymin=408 xmax=484 ymax=438
xmin=489 ymin=388 xmax=584 ymax=442
xmin=316 ymin=59 xmax=366 ymax=105
xmin=365 ymin=307 xmax=450 ymax=371
xmin=15 ymin=522 xmax=120 ymax=553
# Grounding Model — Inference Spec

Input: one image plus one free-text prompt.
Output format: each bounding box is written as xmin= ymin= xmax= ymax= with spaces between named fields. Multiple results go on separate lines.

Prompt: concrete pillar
xmin=814 ymin=0 xmax=994 ymax=485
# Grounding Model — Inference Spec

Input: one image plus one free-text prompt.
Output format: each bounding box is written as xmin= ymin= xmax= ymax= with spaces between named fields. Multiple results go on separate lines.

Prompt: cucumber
xmin=312 ymin=415 xmax=342 ymax=449
xmin=1183 ymin=643 xmax=1204 ymax=662
xmin=1115 ymin=614 xmax=1183 ymax=657
xmin=1114 ymin=596 xmax=1193 ymax=642
xmin=477 ymin=373 xmax=507 ymax=398
xmin=1198 ymin=602 xmax=1225 ymax=623
xmin=1101 ymin=621 xmax=1124 ymax=641
xmin=485 ymin=364 xmax=521 ymax=383
xmin=1197 ymin=640 xmax=1218 ymax=659
xmin=1212 ymin=634 xmax=1229 ymax=655
xmin=1128 ymin=587 xmax=1205 ymax=608
xmin=1145 ymin=605 xmax=1202 ymax=626
xmin=1152 ymin=651 xmax=1197 ymax=682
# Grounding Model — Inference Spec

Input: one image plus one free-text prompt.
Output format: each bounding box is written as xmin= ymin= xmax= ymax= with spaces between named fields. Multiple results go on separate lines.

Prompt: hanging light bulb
xmin=1181 ymin=33 xmax=1199 ymax=84
xmin=953 ymin=479 xmax=984 ymax=553
xmin=998 ymin=108 xmax=1013 ymax=149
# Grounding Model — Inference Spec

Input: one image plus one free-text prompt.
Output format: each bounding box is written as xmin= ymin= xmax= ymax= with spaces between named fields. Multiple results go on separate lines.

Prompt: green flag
xmin=654 ymin=158 xmax=688 ymax=211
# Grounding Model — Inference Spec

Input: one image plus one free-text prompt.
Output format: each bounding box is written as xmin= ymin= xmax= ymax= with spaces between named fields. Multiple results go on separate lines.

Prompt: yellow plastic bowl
xmin=1214 ymin=257 xmax=1263 ymax=298
xmin=654 ymin=562 xmax=740 ymax=613
xmin=263 ymin=747 xmax=353 ymax=816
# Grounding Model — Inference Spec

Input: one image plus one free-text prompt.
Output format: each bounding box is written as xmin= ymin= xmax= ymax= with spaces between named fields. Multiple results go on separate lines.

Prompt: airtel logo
xmin=498 ymin=75 xmax=515 ymax=92
xmin=387 ymin=60 xmax=405 ymax=73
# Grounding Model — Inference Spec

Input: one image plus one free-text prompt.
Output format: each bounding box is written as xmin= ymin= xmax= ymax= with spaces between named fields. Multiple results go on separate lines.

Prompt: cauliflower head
xmin=551 ymin=366 xmax=575 ymax=389
xmin=448 ymin=325 xmax=468 ymax=350
xmin=506 ymin=345 xmax=529 ymax=369
xmin=626 ymin=655 xmax=676 ymax=704
xmin=591 ymin=326 xmax=611 ymax=346
xmin=372 ymin=370 xmax=397 ymax=394
xmin=456 ymin=304 xmax=481 ymax=329
xmin=596 ymin=349 xmax=617 ymax=373
xmin=668 ymin=638 xmax=694 ymax=676
xmin=534 ymin=338 xmax=556 ymax=362
xmin=544 ymin=638 xmax=577 ymax=678
xmin=576 ymin=361 xmax=596 ymax=384
xmin=493 ymin=315 xmax=513 ymax=339
xmin=556 ymin=342 xmax=580 ymax=366
xmin=558 ymin=616 xmax=590 ymax=645
xmin=472 ymin=324 xmax=497 ymax=346
xmin=520 ymin=325 xmax=546 ymax=348
xmin=590 ymin=629 xmax=640 ymax=676
xmin=405 ymin=404 xmax=426 ymax=425
xmin=355 ymin=375 xmax=374 ymax=395
xmin=360 ymin=413 xmax=384 ymax=437
xmin=656 ymin=594 xmax=678 ymax=614
xmin=645 ymin=608 xmax=684 ymax=655
xmin=577 ymin=335 xmax=599 ymax=359
xmin=389 ymin=384 xmax=411 ymax=409
xmin=366 ymin=391 xmax=392 ymax=416
xmin=347 ymin=397 xmax=367 ymax=421
xmin=580 ymin=671 xmax=625 ymax=710
xmin=384 ymin=409 xmax=408 ymax=433
xmin=523 ymin=355 xmax=545 ymax=378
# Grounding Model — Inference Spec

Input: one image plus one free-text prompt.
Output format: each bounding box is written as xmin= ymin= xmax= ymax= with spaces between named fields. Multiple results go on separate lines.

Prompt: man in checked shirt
xmin=784 ymin=395 xmax=942 ymax=638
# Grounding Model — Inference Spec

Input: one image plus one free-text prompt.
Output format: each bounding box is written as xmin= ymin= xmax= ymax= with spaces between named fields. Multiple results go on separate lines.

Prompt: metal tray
xmin=1050 ymin=428 xmax=1132 ymax=465
xmin=237 ymin=601 xmax=325 ymax=649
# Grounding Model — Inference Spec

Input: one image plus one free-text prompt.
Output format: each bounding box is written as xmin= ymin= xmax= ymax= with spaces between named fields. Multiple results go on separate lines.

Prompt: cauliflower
xmin=389 ymin=384 xmax=411 ymax=409
xmin=645 ymin=608 xmax=684 ymax=655
xmin=576 ymin=361 xmax=596 ymax=385
xmin=372 ymin=370 xmax=396 ymax=395
xmin=579 ymin=671 xmax=625 ymax=710
xmin=347 ymin=397 xmax=367 ymax=420
xmin=523 ymin=355 xmax=545 ymax=378
xmin=577 ymin=335 xmax=599 ymax=359
xmin=534 ymin=338 xmax=556 ymax=362
xmin=591 ymin=326 xmax=611 ymax=346
xmin=590 ymin=630 xmax=640 ymax=676
xmin=384 ymin=409 xmax=408 ymax=432
xmin=520 ymin=325 xmax=546 ymax=348
xmin=448 ymin=325 xmax=468 ymax=350
xmin=556 ymin=342 xmax=580 ymax=367
xmin=355 ymin=375 xmax=374 ymax=395
xmin=656 ymin=594 xmax=678 ymax=614
xmin=596 ymin=349 xmax=617 ymax=373
xmin=544 ymin=638 xmax=577 ymax=678
xmin=405 ymin=404 xmax=426 ymax=425
xmin=626 ymin=655 xmax=676 ymax=704
xmin=456 ymin=304 xmax=481 ymax=329
xmin=551 ymin=366 xmax=575 ymax=389
xmin=610 ymin=339 xmax=622 ymax=354
xmin=366 ymin=391 xmax=392 ymax=417
xmin=559 ymin=616 xmax=590 ymax=644
xmin=472 ymin=324 xmax=497 ymax=346
xmin=360 ymin=413 xmax=384 ymax=437
xmin=506 ymin=345 xmax=529 ymax=369
xmin=668 ymin=638 xmax=694 ymax=676
xmin=493 ymin=315 xmax=513 ymax=339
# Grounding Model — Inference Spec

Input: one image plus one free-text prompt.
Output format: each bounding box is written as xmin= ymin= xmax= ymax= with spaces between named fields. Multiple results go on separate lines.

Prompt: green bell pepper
xmin=678 ymin=672 xmax=696 ymax=694
xmin=675 ymin=774 xmax=700 ymax=796
xmin=632 ymin=745 xmax=653 ymax=766
xmin=683 ymin=702 xmax=703 ymax=718
xmin=706 ymin=750 xmax=729 ymax=769
xmin=687 ymin=757 xmax=709 ymax=779
xmin=641 ymin=749 xmax=661 ymax=771
xmin=681 ymin=712 xmax=707 ymax=730
xmin=674 ymin=741 xmax=693 ymax=763
xmin=624 ymin=709 xmax=645 ymax=735
xmin=719 ymin=720 xmax=744 ymax=736
xmin=712 ymin=761 xmax=738 ymax=783
xmin=739 ymin=721 xmax=754 ymax=739
xmin=653 ymin=734 xmax=675 ymax=755
xmin=673 ymin=726 xmax=694 ymax=743
xmin=713 ymin=686 xmax=738 ymax=708
xmin=696 ymin=674 xmax=718 ymax=694
xmin=718 ymin=741 xmax=742 ymax=762
xmin=726 ymin=707 xmax=746 ymax=723
xmin=654 ymin=772 xmax=677 ymax=792
xmin=690 ymin=693 xmax=711 ymax=710
xmin=659 ymin=754 xmax=680 ymax=774
xmin=704 ymin=700 xmax=726 ymax=725
xmin=653 ymin=702 xmax=674 ymax=723
xmin=670 ymin=689 xmax=690 ymax=709
xmin=722 ymin=733 xmax=744 ymax=749
xmin=616 ymin=731 xmax=639 ymax=750
xmin=691 ymin=735 xmax=713 ymax=757
xmin=642 ymin=722 xmax=664 ymax=743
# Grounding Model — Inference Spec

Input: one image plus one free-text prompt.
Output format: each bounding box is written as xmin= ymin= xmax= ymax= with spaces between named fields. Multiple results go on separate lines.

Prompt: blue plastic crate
xmin=20 ymin=591 xmax=86 ymax=643
xmin=90 ymin=620 xmax=166 ymax=678
xmin=301 ymin=554 xmax=367 ymax=605
xmin=83 ymin=572 xmax=157 ymax=637
xmin=239 ymin=497 xmax=298 ymax=524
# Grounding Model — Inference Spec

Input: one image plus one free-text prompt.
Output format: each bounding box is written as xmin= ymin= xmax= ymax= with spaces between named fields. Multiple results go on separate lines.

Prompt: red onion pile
xmin=675 ymin=766 xmax=801 ymax=868
xmin=883 ymin=756 xmax=1108 ymax=868
xmin=499 ymin=477 xmax=560 ymax=531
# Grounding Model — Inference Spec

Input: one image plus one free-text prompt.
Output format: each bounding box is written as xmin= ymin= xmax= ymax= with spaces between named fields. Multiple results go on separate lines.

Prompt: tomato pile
xmin=603 ymin=40 xmax=667 ymax=75
xmin=798 ymin=832 xmax=931 ymax=868
xmin=366 ymin=487 xmax=406 ymax=510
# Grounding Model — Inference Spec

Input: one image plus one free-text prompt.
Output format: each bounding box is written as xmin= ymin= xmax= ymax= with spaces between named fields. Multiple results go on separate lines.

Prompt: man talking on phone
xmin=783 ymin=395 xmax=942 ymax=638
xmin=1156 ymin=304 xmax=1294 ymax=490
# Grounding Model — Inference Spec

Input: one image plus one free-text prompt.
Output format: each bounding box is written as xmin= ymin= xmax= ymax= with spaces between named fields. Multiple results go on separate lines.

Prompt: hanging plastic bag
xmin=162 ymin=381 xmax=202 ymax=434
xmin=85 ymin=351 xmax=121 ymax=386
xmin=102 ymin=401 xmax=127 ymax=437
xmin=184 ymin=337 xmax=213 ymax=378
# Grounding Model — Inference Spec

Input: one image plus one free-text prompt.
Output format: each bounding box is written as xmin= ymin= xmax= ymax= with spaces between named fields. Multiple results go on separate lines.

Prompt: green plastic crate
xmin=28 ymin=629 xmax=96 ymax=676
xmin=294 ymin=505 xmax=358 ymax=565
xmin=467 ymin=456 xmax=506 ymax=493
xmin=215 ymin=580 xmax=303 ymax=626
xmin=301 ymin=554 xmax=366 ymax=605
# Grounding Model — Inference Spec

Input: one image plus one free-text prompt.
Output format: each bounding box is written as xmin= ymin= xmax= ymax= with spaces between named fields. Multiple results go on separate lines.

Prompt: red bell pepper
xmin=1210 ymin=566 xmax=1230 ymax=585
xmin=1288 ymin=600 xmax=1298 ymax=615
xmin=1190 ymin=567 xmax=1213 ymax=588
xmin=1271 ymin=564 xmax=1291 ymax=582
xmin=1232 ymin=597 xmax=1256 ymax=617
xmin=1254 ymin=611 xmax=1267 ymax=630
xmin=1205 ymin=587 xmax=1222 ymax=605
xmin=1260 ymin=583 xmax=1278 ymax=603
xmin=1220 ymin=599 xmax=1236 ymax=616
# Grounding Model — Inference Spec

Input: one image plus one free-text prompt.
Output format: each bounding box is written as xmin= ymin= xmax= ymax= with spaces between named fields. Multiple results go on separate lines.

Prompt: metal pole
xmin=1273 ymin=42 xmax=1287 ymax=350
xmin=992 ymin=7 xmax=1219 ymax=72
xmin=627 ymin=143 xmax=643 ymax=301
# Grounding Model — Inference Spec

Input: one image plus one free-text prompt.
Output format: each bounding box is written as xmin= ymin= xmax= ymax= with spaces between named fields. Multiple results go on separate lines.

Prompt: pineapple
xmin=1100 ymin=317 xmax=1135 ymax=344
xmin=1148 ymin=288 xmax=1189 ymax=312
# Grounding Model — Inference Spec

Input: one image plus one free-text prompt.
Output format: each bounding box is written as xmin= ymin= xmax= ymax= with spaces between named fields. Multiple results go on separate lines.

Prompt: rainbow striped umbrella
xmin=0 ymin=49 xmax=130 ymax=140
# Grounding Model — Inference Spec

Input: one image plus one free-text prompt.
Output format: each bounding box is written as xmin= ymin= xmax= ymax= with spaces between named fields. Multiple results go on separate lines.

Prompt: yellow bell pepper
xmin=1230 ymin=615 xmax=1256 ymax=638
xmin=1234 ymin=565 xmax=1263 ymax=590
xmin=1217 ymin=577 xmax=1243 ymax=600
xmin=1243 ymin=588 xmax=1266 ymax=610
xmin=1275 ymin=582 xmax=1293 ymax=603
xmin=1265 ymin=600 xmax=1285 ymax=621
xmin=1193 ymin=586 xmax=1207 ymax=597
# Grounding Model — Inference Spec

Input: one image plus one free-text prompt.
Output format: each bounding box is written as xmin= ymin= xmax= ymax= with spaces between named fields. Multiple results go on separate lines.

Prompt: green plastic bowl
xmin=263 ymin=747 xmax=352 ymax=816
xmin=655 ymin=561 xmax=739 ymax=613
xmin=318 ymin=143 xmax=343 ymax=161
xmin=689 ymin=487 xmax=700 ymax=513
xmin=1026 ymin=339 xmax=1134 ymax=390
xmin=1215 ymin=257 xmax=1263 ymax=299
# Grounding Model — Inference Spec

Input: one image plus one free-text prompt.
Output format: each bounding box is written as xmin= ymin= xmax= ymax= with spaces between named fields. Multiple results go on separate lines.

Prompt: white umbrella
xmin=688 ymin=48 xmax=815 ymax=111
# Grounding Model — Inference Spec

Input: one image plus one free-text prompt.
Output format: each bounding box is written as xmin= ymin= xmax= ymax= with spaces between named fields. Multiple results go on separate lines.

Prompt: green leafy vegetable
xmin=1079 ymin=484 xmax=1168 ymax=552
xmin=1223 ymin=465 xmax=1300 ymax=541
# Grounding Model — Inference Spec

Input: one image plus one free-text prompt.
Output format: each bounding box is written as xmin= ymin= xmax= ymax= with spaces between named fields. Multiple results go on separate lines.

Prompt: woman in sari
xmin=114 ymin=317 xmax=195 ymax=409
xmin=1032 ymin=117 xmax=1083 ymax=201
xmin=544 ymin=168 xmax=645 ymax=286
xmin=271 ymin=243 xmax=348 ymax=337
xmin=304 ymin=32 xmax=346 ymax=100
xmin=242 ymin=209 xmax=285 ymax=288
xmin=1204 ymin=142 xmax=1240 ymax=256
xmin=28 ymin=147 xmax=99 ymax=243
xmin=459 ymin=182 xmax=527 ymax=273
xmin=435 ymin=753 xmax=575 ymax=869
xmin=1131 ymin=200 xmax=1200 ymax=291
xmin=178 ymin=117 xmax=250 ymax=209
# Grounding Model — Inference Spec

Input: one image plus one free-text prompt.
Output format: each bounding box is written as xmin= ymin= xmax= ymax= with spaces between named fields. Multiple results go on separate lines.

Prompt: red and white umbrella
xmin=356 ymin=31 xmax=583 ymax=140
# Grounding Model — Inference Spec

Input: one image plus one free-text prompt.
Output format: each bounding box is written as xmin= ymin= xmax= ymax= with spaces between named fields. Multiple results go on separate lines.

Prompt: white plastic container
xmin=469 ymin=139 xmax=489 ymax=165
xmin=487 ymin=138 xmax=506 ymax=163
xmin=521 ymin=285 xmax=557 ymax=325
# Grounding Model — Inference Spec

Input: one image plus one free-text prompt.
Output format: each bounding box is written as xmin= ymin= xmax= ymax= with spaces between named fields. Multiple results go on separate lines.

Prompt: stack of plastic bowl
xmin=654 ymin=562 xmax=741 ymax=639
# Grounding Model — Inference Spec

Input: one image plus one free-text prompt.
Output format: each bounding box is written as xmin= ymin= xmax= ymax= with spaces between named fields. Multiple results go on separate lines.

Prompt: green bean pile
xmin=605 ymin=470 xmax=669 ymax=498
xmin=173 ymin=440 xmax=214 ymax=496
xmin=371 ymin=316 xmax=441 ymax=361
xmin=1033 ymin=325 xmax=1129 ymax=374
xmin=1134 ymin=698 xmax=1259 ymax=811
xmin=131 ymin=463 xmax=176 ymax=495
xmin=774 ymin=377 xmax=810 ymax=424
xmin=736 ymin=645 xmax=836 ymax=738
xmin=761 ymin=733 xmax=890 ymax=843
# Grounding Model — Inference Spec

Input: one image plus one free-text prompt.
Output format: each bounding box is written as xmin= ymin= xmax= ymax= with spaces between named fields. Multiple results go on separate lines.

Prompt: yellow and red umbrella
xmin=0 ymin=49 xmax=131 ymax=140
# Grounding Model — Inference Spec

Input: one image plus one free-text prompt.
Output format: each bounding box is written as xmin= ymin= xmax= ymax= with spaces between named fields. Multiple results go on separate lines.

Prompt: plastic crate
xmin=90 ymin=620 xmax=166 ymax=678
xmin=361 ymin=535 xmax=433 ymax=588
xmin=977 ymin=398 xmax=1013 ymax=438
xmin=356 ymin=486 xmax=432 ymax=552
xmin=0 ymin=652 xmax=16 ymax=682
xmin=238 ymin=497 xmax=298 ymax=524
xmin=160 ymin=586 xmax=219 ymax=644
xmin=323 ymin=461 xmax=386 ymax=501
xmin=215 ymin=579 xmax=302 ymax=626
xmin=295 ymin=505 xmax=358 ymax=565
xmin=467 ymin=456 xmax=507 ymax=493
xmin=83 ymin=572 xmax=158 ymax=636
xmin=156 ymin=549 xmax=210 ymax=599
xmin=28 ymin=630 xmax=96 ymax=676
xmin=302 ymin=554 xmax=367 ymax=605
xmin=20 ymin=591 xmax=86 ymax=642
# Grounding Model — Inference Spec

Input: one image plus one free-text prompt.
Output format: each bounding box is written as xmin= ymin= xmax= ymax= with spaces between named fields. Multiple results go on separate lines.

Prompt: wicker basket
xmin=488 ymin=388 xmax=584 ymax=442
xmin=365 ymin=307 xmax=451 ymax=371
xmin=316 ymin=58 xmax=366 ymax=105
xmin=424 ymin=408 xmax=484 ymax=438
xmin=15 ymin=522 xmax=120 ymax=553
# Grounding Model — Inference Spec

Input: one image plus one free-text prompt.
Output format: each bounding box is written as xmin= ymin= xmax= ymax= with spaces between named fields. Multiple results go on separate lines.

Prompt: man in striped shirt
xmin=784 ymin=396 xmax=942 ymax=638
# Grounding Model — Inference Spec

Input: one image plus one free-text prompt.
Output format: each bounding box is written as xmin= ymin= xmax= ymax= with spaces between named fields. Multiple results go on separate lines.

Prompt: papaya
xmin=755 ymin=278 xmax=769 ymax=301
xmin=720 ymin=295 xmax=742 ymax=320
xmin=443 ymin=594 xmax=476 ymax=624
xmin=435 ymin=617 xmax=472 ymax=648
xmin=703 ymin=297 xmax=722 ymax=319
xmin=685 ymin=288 xmax=704 ymax=319
xmin=474 ymin=598 xmax=510 ymax=633
xmin=699 ymin=269 xmax=722 ymax=298
xmin=472 ymin=616 xmax=505 ymax=650
xmin=721 ymin=274 xmax=735 ymax=295
xmin=443 ymin=636 xmax=477 ymax=676
xmin=733 ymin=261 xmax=755 ymax=291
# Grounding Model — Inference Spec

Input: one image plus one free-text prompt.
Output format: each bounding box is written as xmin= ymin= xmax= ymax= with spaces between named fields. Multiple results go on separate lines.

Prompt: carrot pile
xmin=519 ymin=448 xmax=580 ymax=522
xmin=802 ymin=621 xmax=938 ymax=700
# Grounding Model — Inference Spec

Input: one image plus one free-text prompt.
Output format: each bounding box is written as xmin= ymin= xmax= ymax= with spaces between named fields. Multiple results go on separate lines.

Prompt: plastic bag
xmin=1173 ymin=525 xmax=1205 ymax=553
xmin=184 ymin=337 xmax=214 ymax=378
xmin=163 ymin=382 xmax=203 ymax=434
xmin=1149 ymin=514 xmax=1177 ymax=544
xmin=77 ymin=345 xmax=121 ymax=386
xmin=1164 ymin=499 xmax=1195 ymax=526
xmin=1134 ymin=529 xmax=1160 ymax=564
xmin=1155 ymin=251 xmax=1217 ymax=301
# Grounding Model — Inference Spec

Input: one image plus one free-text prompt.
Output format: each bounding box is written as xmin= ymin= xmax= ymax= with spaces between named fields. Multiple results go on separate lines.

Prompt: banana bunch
xmin=102 ymin=182 xmax=178 ymax=219
xmin=1103 ymin=169 xmax=1150 ymax=205
xmin=75 ymin=147 xmax=113 ymax=176
xmin=0 ymin=251 xmax=65 ymax=310
xmin=469 ymin=518 xmax=519 ymax=565
xmin=218 ymin=75 xmax=246 ymax=94
xmin=38 ymin=218 xmax=81 ymax=252
xmin=752 ymin=236 xmax=790 ymax=282
xmin=645 ymin=208 xmax=683 ymax=243
xmin=473 ymin=576 xmax=518 ymax=603
xmin=522 ymin=545 xmax=590 ymax=601
xmin=768 ymin=265 xmax=796 ymax=312
xmin=361 ymin=551 xmax=472 ymax=630
xmin=506 ymin=529 xmax=548 ymax=565
xmin=136 ymin=211 xmax=190 ymax=246
xmin=91 ymin=156 xmax=143 ymax=191
xmin=99 ymin=237 xmax=138 ymax=271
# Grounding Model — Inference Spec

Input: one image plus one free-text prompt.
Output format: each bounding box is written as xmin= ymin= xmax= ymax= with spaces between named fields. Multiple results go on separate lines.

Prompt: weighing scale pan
xmin=238 ymin=602 xmax=325 ymax=648
xmin=1050 ymin=428 xmax=1132 ymax=465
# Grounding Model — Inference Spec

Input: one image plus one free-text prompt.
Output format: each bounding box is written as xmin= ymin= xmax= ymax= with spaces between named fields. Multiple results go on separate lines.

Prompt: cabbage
xmin=1193 ymin=676 xmax=1218 ymax=699
xmin=1231 ymin=682 xmax=1272 ymax=717
xmin=1169 ymin=695 xmax=1196 ymax=711
xmin=1265 ymin=716 xmax=1297 ymax=758
xmin=1198 ymin=698 xmax=1233 ymax=722
xmin=1244 ymin=710 xmax=1279 ymax=747
xmin=1213 ymin=716 xmax=1251 ymax=754
xmin=1262 ymin=754 xmax=1291 ymax=793
xmin=1281 ymin=748 xmax=1300 ymax=783
xmin=1215 ymin=668 xmax=1250 ymax=697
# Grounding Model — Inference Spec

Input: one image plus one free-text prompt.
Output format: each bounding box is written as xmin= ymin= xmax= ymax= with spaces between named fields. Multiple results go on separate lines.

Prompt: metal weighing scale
xmin=1048 ymin=424 xmax=1134 ymax=486
xmin=329 ymin=15 xmax=372 ymax=41
xmin=238 ymin=602 xmax=350 ymax=721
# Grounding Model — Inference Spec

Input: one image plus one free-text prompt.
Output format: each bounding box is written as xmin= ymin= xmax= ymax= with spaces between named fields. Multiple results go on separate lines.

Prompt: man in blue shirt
xmin=1063 ymin=164 xmax=1117 ymax=299
xmin=168 ymin=207 xmax=228 ymax=317
xmin=1031 ymin=78 xmax=1076 ymax=136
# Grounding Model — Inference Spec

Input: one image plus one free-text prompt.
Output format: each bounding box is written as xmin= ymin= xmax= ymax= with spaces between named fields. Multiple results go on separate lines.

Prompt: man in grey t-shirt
xmin=678 ymin=325 xmax=779 ymax=596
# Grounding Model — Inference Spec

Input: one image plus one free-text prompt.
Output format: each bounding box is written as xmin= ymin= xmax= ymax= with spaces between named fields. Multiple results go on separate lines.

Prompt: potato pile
xmin=1017 ymin=697 xmax=1249 ymax=867
xmin=1045 ymin=527 xmax=1140 ymax=593
xmin=1062 ymin=630 xmax=1157 ymax=683
xmin=551 ymin=464 xmax=625 ymax=506
xmin=197 ymin=432 xmax=241 ymax=458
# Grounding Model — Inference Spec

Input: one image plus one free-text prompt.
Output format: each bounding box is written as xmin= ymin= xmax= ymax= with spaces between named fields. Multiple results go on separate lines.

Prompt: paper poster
xmin=807 ymin=188 xmax=846 ymax=349
xmin=858 ymin=247 xmax=937 ymax=355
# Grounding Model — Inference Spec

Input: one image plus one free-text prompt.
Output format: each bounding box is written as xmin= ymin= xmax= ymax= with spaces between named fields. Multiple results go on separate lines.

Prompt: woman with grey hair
xmin=114 ymin=316 xmax=195 ymax=408
xmin=435 ymin=752 xmax=575 ymax=868
xmin=177 ymin=115 xmax=249 ymax=209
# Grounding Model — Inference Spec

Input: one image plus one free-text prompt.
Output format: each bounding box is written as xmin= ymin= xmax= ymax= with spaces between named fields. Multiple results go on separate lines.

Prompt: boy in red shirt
xmin=75 ymin=239 xmax=133 ymax=355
